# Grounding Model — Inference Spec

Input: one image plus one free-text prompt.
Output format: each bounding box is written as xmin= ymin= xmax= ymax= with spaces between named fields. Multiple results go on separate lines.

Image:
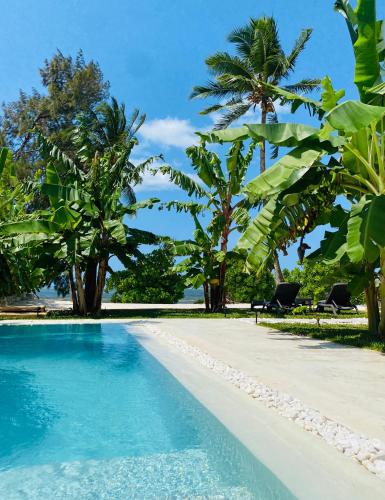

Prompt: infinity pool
xmin=0 ymin=323 xmax=294 ymax=498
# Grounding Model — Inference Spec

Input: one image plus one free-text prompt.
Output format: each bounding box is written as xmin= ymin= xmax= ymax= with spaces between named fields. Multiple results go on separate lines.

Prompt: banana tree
xmin=156 ymin=139 xmax=256 ymax=311
xmin=202 ymin=95 xmax=385 ymax=334
xmin=0 ymin=147 xmax=48 ymax=297
xmin=171 ymin=212 xmax=224 ymax=312
xmin=196 ymin=0 xmax=385 ymax=334
xmin=0 ymin=100 xmax=160 ymax=315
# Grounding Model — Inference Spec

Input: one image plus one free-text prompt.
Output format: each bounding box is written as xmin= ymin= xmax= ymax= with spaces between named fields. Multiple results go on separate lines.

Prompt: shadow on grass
xmin=260 ymin=322 xmax=385 ymax=353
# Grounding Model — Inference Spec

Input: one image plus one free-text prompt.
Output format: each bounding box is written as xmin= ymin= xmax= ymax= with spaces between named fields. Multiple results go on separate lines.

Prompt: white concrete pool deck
xmin=131 ymin=318 xmax=385 ymax=499
xmin=148 ymin=319 xmax=385 ymax=443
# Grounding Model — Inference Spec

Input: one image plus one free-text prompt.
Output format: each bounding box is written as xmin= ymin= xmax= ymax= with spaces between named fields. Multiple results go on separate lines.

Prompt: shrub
xmin=106 ymin=246 xmax=185 ymax=304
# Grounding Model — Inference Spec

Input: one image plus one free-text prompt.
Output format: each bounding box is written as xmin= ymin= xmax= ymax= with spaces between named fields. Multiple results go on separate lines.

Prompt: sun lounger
xmin=251 ymin=282 xmax=301 ymax=315
xmin=316 ymin=283 xmax=358 ymax=315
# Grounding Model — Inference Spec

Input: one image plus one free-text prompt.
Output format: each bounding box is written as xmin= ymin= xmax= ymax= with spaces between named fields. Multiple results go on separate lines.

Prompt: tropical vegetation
xmin=0 ymin=0 xmax=385 ymax=340
xmin=105 ymin=245 xmax=185 ymax=303
xmin=191 ymin=15 xmax=320 ymax=282
xmin=200 ymin=0 xmax=385 ymax=335
xmin=157 ymin=139 xmax=256 ymax=312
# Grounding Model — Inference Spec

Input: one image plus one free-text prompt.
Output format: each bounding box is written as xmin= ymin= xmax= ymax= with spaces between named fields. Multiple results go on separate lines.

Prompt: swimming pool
xmin=0 ymin=323 xmax=294 ymax=498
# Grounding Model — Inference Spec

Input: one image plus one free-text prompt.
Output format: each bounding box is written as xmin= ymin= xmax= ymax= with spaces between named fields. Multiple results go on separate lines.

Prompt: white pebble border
xmin=140 ymin=321 xmax=385 ymax=480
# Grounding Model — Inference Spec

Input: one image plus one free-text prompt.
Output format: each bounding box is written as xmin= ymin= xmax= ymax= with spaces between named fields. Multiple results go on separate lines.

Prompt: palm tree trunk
xmin=260 ymin=108 xmax=267 ymax=173
xmin=260 ymin=105 xmax=284 ymax=284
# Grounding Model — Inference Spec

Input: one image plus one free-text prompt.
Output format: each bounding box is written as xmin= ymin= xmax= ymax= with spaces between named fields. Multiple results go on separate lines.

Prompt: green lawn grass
xmin=0 ymin=308 xmax=367 ymax=321
xmin=259 ymin=322 xmax=385 ymax=352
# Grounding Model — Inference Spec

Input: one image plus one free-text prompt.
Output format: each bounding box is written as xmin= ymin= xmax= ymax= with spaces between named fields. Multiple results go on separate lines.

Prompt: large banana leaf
xmin=0 ymin=220 xmax=61 ymax=236
xmin=200 ymin=122 xmax=342 ymax=149
xmin=52 ymin=206 xmax=81 ymax=229
xmin=346 ymin=194 xmax=385 ymax=263
xmin=237 ymin=198 xmax=278 ymax=251
xmin=41 ymin=183 xmax=89 ymax=204
xmin=353 ymin=0 xmax=380 ymax=102
xmin=243 ymin=147 xmax=326 ymax=201
xmin=197 ymin=127 xmax=249 ymax=143
xmin=104 ymin=220 xmax=127 ymax=246
xmin=325 ymin=100 xmax=385 ymax=133
xmin=320 ymin=76 xmax=346 ymax=111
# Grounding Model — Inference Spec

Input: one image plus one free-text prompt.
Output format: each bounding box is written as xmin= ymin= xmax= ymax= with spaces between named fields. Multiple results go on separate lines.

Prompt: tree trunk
xmin=68 ymin=267 xmax=79 ymax=313
xmin=84 ymin=259 xmax=97 ymax=312
xmin=273 ymin=251 xmax=284 ymax=285
xmin=74 ymin=264 xmax=87 ymax=315
xmin=260 ymin=108 xmax=267 ymax=173
xmin=378 ymin=252 xmax=385 ymax=338
xmin=365 ymin=277 xmax=380 ymax=336
xmin=210 ymin=281 xmax=222 ymax=313
xmin=273 ymin=252 xmax=284 ymax=284
xmin=203 ymin=281 xmax=210 ymax=313
xmin=93 ymin=257 xmax=108 ymax=316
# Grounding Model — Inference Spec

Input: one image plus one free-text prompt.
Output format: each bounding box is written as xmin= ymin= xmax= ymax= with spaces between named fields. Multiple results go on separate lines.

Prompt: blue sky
xmin=1 ymin=0 xmax=378 ymax=270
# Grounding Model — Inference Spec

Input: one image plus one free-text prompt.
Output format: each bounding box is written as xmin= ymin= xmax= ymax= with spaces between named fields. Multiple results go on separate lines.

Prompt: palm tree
xmin=191 ymin=16 xmax=319 ymax=282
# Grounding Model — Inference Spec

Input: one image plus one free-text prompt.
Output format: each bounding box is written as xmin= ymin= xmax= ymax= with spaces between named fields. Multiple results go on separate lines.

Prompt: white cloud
xmin=139 ymin=117 xmax=199 ymax=149
xmin=131 ymin=158 xmax=201 ymax=193
xmin=135 ymin=170 xmax=175 ymax=193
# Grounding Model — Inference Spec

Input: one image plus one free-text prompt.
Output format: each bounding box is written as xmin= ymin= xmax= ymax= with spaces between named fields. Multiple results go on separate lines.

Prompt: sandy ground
xmin=9 ymin=296 xmax=251 ymax=310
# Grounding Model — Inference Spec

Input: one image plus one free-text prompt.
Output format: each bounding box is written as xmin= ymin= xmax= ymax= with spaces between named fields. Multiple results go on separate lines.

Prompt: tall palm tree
xmin=191 ymin=16 xmax=319 ymax=282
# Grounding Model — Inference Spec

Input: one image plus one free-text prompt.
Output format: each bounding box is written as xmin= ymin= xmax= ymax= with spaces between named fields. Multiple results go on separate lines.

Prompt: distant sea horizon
xmin=36 ymin=286 xmax=204 ymax=304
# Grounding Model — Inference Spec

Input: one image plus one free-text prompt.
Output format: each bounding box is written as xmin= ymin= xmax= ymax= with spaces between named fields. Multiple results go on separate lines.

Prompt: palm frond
xmin=158 ymin=200 xmax=207 ymax=214
xmin=190 ymin=81 xmax=241 ymax=100
xmin=205 ymin=52 xmax=254 ymax=78
xmin=250 ymin=17 xmax=285 ymax=76
xmin=216 ymin=74 xmax=254 ymax=94
xmin=153 ymin=165 xmax=207 ymax=198
xmin=228 ymin=23 xmax=255 ymax=58
xmin=284 ymin=29 xmax=313 ymax=77
xmin=199 ymin=97 xmax=244 ymax=116
xmin=282 ymin=78 xmax=321 ymax=94
xmin=213 ymin=103 xmax=251 ymax=130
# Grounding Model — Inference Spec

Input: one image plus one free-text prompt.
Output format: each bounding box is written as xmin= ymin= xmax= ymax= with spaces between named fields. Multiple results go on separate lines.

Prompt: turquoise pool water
xmin=0 ymin=323 xmax=295 ymax=499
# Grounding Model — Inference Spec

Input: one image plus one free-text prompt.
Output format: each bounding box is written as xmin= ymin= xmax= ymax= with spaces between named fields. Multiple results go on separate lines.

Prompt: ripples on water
xmin=0 ymin=323 xmax=295 ymax=499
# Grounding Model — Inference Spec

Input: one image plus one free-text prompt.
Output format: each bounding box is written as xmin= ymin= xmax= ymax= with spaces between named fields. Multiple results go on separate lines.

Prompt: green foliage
xmin=105 ymin=246 xmax=185 ymax=303
xmin=160 ymin=140 xmax=257 ymax=311
xmin=0 ymin=99 xmax=159 ymax=314
xmin=191 ymin=16 xmax=319 ymax=129
xmin=0 ymin=147 xmax=47 ymax=297
xmin=1 ymin=50 xmax=109 ymax=164
xmin=224 ymin=255 xmax=275 ymax=302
